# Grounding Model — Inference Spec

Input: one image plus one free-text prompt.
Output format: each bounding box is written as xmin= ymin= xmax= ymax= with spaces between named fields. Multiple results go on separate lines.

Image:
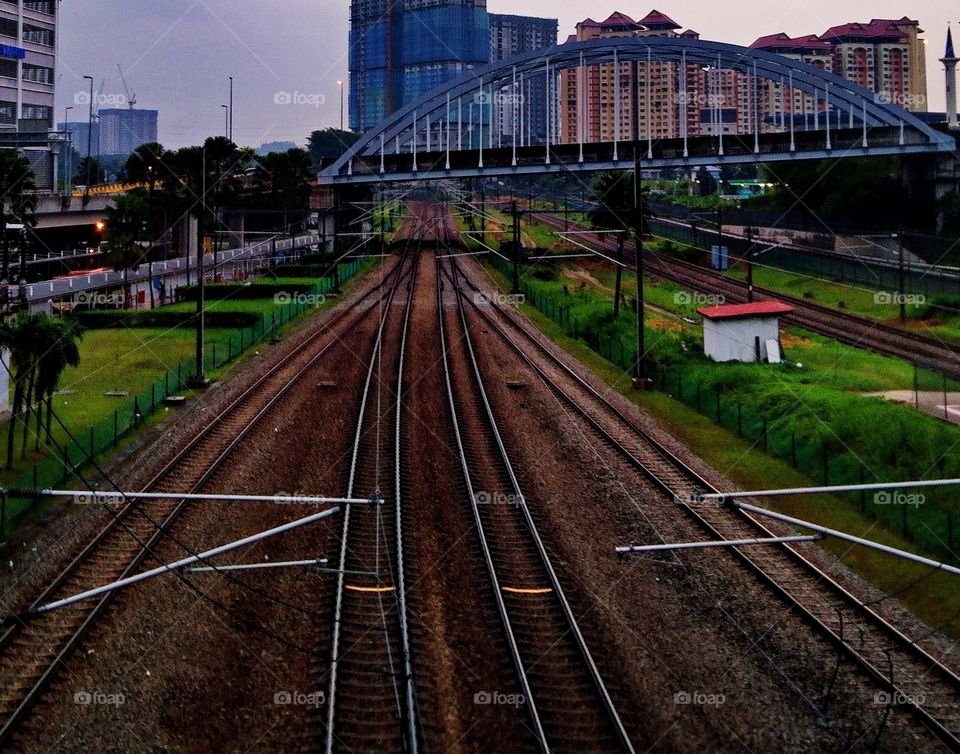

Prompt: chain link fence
xmin=0 ymin=258 xmax=366 ymax=540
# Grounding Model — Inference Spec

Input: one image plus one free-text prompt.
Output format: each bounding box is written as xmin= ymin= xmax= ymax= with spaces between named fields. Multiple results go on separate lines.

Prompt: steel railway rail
xmin=531 ymin=211 xmax=960 ymax=378
xmin=322 ymin=246 xmax=420 ymax=753
xmin=0 ymin=255 xmax=411 ymax=746
xmin=454 ymin=258 xmax=960 ymax=750
xmin=437 ymin=255 xmax=635 ymax=754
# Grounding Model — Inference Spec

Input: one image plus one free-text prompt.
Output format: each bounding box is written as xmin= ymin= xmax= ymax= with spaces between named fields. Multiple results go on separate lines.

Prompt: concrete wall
xmin=703 ymin=316 xmax=780 ymax=363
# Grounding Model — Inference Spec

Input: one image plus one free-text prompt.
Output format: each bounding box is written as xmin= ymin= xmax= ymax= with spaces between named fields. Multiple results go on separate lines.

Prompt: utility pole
xmin=613 ymin=231 xmax=624 ymax=318
xmin=634 ymin=176 xmax=647 ymax=384
xmin=898 ymin=226 xmax=906 ymax=323
xmin=379 ymin=188 xmax=385 ymax=250
xmin=83 ymin=75 xmax=94 ymax=193
xmin=480 ymin=187 xmax=485 ymax=240
xmin=746 ymin=227 xmax=754 ymax=303
xmin=228 ymin=77 xmax=234 ymax=141
xmin=191 ymin=144 xmax=208 ymax=387
xmin=511 ymin=200 xmax=521 ymax=293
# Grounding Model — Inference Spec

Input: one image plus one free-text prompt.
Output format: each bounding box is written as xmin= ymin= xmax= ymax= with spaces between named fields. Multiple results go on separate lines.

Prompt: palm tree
xmin=125 ymin=142 xmax=166 ymax=309
xmin=253 ymin=148 xmax=313 ymax=232
xmin=2 ymin=314 xmax=43 ymax=467
xmin=103 ymin=194 xmax=149 ymax=308
xmin=33 ymin=318 xmax=83 ymax=450
xmin=0 ymin=149 xmax=38 ymax=283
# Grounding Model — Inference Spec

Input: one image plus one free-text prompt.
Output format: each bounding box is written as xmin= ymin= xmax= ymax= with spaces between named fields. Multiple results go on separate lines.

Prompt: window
xmin=0 ymin=101 xmax=14 ymax=125
xmin=21 ymin=103 xmax=50 ymax=121
xmin=22 ymin=63 xmax=52 ymax=84
xmin=23 ymin=24 xmax=54 ymax=46
xmin=0 ymin=17 xmax=16 ymax=39
xmin=0 ymin=58 xmax=14 ymax=78
xmin=23 ymin=0 xmax=55 ymax=15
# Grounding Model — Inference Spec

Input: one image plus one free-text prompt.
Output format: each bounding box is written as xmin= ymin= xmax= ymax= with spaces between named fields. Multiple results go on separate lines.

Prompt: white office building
xmin=0 ymin=0 xmax=62 ymax=190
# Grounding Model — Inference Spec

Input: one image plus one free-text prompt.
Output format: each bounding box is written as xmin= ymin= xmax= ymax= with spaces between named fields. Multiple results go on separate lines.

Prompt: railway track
xmin=438 ymin=255 xmax=635 ymax=754
xmin=320 ymin=244 xmax=420 ymax=752
xmin=0 ymin=255 xmax=410 ymax=747
xmin=453 ymin=254 xmax=960 ymax=750
xmin=532 ymin=212 xmax=960 ymax=378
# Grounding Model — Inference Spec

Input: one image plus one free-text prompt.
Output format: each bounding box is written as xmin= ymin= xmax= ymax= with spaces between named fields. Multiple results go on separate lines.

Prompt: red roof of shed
xmin=698 ymin=301 xmax=795 ymax=320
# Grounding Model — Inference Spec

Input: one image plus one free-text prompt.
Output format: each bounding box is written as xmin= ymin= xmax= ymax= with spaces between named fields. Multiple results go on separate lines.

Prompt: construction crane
xmin=117 ymin=64 xmax=137 ymax=109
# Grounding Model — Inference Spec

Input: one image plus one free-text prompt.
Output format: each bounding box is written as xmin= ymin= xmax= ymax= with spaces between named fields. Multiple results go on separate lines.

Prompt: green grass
xmin=483 ymin=261 xmax=960 ymax=641
xmin=0 ymin=327 xmax=228 ymax=486
xmin=495 ymin=257 xmax=960 ymax=559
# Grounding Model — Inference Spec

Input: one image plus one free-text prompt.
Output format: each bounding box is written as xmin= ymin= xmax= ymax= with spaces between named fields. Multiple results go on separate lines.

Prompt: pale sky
xmin=55 ymin=1 xmax=958 ymax=149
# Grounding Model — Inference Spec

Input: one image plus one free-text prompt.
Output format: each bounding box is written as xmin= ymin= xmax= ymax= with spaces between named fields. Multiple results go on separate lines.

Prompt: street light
xmin=228 ymin=76 xmax=234 ymax=141
xmin=222 ymin=104 xmax=229 ymax=138
xmin=337 ymin=79 xmax=344 ymax=131
xmin=64 ymin=105 xmax=73 ymax=194
xmin=82 ymin=75 xmax=94 ymax=191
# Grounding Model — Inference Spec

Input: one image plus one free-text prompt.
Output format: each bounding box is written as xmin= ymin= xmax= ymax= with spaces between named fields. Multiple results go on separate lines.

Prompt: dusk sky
xmin=56 ymin=1 xmax=959 ymax=150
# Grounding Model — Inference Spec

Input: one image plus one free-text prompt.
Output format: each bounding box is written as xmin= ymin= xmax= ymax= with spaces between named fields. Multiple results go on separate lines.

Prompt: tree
xmin=124 ymin=142 xmax=166 ymax=186
xmin=252 ymin=148 xmax=313 ymax=230
xmin=2 ymin=314 xmax=43 ymax=467
xmin=0 ymin=149 xmax=37 ymax=283
xmin=75 ymin=155 xmax=106 ymax=186
xmin=125 ymin=143 xmax=166 ymax=307
xmin=33 ymin=318 xmax=83 ymax=450
xmin=588 ymin=172 xmax=652 ymax=237
xmin=307 ymin=128 xmax=360 ymax=166
xmin=103 ymin=194 xmax=149 ymax=307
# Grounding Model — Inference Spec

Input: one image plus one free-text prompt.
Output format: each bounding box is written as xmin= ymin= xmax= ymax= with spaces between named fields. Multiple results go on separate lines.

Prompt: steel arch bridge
xmin=320 ymin=36 xmax=956 ymax=186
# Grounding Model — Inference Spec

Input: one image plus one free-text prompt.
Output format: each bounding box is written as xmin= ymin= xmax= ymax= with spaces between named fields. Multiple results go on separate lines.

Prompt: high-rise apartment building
xmin=349 ymin=0 xmax=489 ymax=133
xmin=98 ymin=108 xmax=159 ymax=157
xmin=0 ymin=0 xmax=60 ymax=188
xmin=489 ymin=13 xmax=558 ymax=145
xmin=819 ymin=18 xmax=927 ymax=111
xmin=559 ymin=10 xmax=700 ymax=145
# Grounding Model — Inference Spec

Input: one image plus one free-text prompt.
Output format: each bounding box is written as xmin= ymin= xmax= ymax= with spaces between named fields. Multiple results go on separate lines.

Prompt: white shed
xmin=697 ymin=301 xmax=794 ymax=363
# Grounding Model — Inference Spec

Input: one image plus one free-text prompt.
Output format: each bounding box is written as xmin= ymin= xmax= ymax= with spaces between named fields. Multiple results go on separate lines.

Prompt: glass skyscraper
xmin=349 ymin=0 xmax=489 ymax=133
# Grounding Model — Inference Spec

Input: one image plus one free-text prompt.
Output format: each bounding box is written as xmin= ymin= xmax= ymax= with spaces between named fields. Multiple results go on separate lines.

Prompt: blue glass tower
xmin=349 ymin=0 xmax=489 ymax=134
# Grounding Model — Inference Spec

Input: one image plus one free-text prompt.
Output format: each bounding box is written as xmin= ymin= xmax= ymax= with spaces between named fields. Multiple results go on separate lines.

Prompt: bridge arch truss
xmin=322 ymin=36 xmax=955 ymax=185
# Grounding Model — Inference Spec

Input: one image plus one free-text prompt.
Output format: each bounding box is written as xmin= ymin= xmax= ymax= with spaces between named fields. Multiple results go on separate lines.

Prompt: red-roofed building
xmin=636 ymin=10 xmax=681 ymax=31
xmin=750 ymin=17 xmax=927 ymax=113
xmin=698 ymin=302 xmax=794 ymax=363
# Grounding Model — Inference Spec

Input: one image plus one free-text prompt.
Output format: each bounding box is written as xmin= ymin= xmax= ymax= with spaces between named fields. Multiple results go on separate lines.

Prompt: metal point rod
xmin=31 ymin=507 xmax=342 ymax=616
xmin=44 ymin=490 xmax=378 ymax=505
xmin=617 ymin=535 xmax=819 ymax=555
xmin=186 ymin=557 xmax=329 ymax=573
xmin=693 ymin=478 xmax=960 ymax=503
xmin=734 ymin=502 xmax=960 ymax=578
